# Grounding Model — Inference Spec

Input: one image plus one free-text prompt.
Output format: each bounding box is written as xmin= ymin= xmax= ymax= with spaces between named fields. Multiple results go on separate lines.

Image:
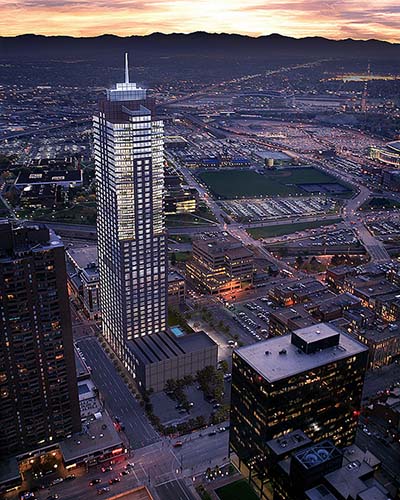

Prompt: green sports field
xmin=198 ymin=167 xmax=351 ymax=199
xmin=216 ymin=480 xmax=259 ymax=500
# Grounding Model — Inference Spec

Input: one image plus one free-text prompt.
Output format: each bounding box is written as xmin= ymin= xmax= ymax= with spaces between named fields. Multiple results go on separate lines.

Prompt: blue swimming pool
xmin=171 ymin=326 xmax=185 ymax=337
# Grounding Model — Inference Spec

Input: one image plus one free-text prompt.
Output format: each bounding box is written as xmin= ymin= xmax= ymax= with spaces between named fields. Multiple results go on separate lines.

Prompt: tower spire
xmin=124 ymin=52 xmax=129 ymax=84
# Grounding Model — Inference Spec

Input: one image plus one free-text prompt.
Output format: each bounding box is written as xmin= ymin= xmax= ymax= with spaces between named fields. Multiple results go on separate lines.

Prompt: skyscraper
xmin=0 ymin=221 xmax=80 ymax=458
xmin=94 ymin=54 xmax=167 ymax=373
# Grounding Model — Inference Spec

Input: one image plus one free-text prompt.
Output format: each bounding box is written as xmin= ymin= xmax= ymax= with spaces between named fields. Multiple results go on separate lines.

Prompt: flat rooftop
xmin=294 ymin=323 xmax=339 ymax=345
xmin=75 ymin=348 xmax=90 ymax=380
xmin=236 ymin=323 xmax=368 ymax=383
xmin=168 ymin=270 xmax=185 ymax=283
xmin=67 ymin=245 xmax=98 ymax=270
xmin=257 ymin=151 xmax=292 ymax=160
xmin=59 ymin=411 xmax=122 ymax=464
xmin=128 ymin=331 xmax=217 ymax=366
xmin=193 ymin=233 xmax=253 ymax=258
xmin=266 ymin=430 xmax=311 ymax=459
xmin=15 ymin=169 xmax=82 ymax=185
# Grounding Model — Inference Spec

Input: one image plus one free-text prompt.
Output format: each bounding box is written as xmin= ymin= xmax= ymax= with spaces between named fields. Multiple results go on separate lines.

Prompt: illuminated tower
xmin=93 ymin=54 xmax=167 ymax=372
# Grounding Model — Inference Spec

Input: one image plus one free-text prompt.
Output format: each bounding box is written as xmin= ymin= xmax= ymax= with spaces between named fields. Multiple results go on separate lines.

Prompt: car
xmin=47 ymin=495 xmax=59 ymax=500
xmin=20 ymin=493 xmax=36 ymax=500
xmin=89 ymin=479 xmax=102 ymax=486
xmin=50 ymin=478 xmax=63 ymax=486
xmin=218 ymin=427 xmax=226 ymax=432
xmin=173 ymin=441 xmax=183 ymax=448
xmin=108 ymin=477 xmax=120 ymax=484
xmin=101 ymin=466 xmax=112 ymax=473
xmin=96 ymin=487 xmax=110 ymax=495
xmin=65 ymin=474 xmax=76 ymax=481
xmin=127 ymin=462 xmax=135 ymax=468
xmin=208 ymin=430 xmax=217 ymax=436
xmin=120 ymin=470 xmax=130 ymax=476
xmin=213 ymin=403 xmax=221 ymax=409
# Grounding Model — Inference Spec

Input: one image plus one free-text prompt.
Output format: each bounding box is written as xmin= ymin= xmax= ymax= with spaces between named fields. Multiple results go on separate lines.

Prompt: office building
xmin=0 ymin=221 xmax=80 ymax=459
xmin=94 ymin=54 xmax=167 ymax=369
xmin=186 ymin=233 xmax=254 ymax=296
xmin=266 ymin=432 xmax=391 ymax=500
xmin=230 ymin=323 xmax=368 ymax=498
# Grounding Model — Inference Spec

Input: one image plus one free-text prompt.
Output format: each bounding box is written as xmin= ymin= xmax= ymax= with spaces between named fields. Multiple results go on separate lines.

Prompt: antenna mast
xmin=124 ymin=52 xmax=130 ymax=84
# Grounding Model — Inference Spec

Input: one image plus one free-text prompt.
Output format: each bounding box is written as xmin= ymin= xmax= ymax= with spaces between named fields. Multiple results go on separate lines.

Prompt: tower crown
xmin=106 ymin=52 xmax=146 ymax=102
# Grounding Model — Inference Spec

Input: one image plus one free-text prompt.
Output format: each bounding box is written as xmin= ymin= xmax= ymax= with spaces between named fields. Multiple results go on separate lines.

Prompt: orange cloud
xmin=0 ymin=0 xmax=399 ymax=41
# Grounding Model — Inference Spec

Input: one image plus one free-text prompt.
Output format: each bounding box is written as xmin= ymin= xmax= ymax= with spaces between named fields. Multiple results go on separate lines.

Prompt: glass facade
xmin=229 ymin=330 xmax=368 ymax=499
xmin=93 ymin=71 xmax=167 ymax=374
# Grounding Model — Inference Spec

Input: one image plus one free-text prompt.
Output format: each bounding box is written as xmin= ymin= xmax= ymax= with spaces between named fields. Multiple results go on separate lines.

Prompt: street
xmin=25 ymin=428 xmax=229 ymax=500
xmin=76 ymin=337 xmax=159 ymax=449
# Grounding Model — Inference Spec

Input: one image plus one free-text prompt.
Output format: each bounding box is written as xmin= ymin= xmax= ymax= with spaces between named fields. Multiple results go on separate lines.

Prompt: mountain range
xmin=1 ymin=32 xmax=399 ymax=60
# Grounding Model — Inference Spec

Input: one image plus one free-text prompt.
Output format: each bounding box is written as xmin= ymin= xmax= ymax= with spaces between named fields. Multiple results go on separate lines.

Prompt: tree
xmin=165 ymin=379 xmax=177 ymax=393
xmin=218 ymin=360 xmax=229 ymax=374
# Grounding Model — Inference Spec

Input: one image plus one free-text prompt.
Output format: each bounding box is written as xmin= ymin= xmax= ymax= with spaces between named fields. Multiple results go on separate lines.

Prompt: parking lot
xmin=220 ymin=196 xmax=336 ymax=222
xmin=223 ymin=295 xmax=279 ymax=342
xmin=151 ymin=385 xmax=216 ymax=426
xmin=368 ymin=217 xmax=400 ymax=238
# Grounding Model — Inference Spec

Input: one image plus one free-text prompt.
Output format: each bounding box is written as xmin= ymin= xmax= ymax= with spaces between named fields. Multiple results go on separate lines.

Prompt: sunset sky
xmin=1 ymin=0 xmax=399 ymax=42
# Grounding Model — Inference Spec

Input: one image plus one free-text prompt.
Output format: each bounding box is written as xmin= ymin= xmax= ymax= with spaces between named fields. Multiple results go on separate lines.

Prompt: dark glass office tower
xmin=0 ymin=221 xmax=80 ymax=458
xmin=93 ymin=55 xmax=167 ymax=374
xmin=229 ymin=322 xmax=368 ymax=499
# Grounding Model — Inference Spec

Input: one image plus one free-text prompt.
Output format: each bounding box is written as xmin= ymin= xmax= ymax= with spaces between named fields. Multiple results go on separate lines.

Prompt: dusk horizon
xmin=1 ymin=0 xmax=399 ymax=42
xmin=2 ymin=30 xmax=400 ymax=44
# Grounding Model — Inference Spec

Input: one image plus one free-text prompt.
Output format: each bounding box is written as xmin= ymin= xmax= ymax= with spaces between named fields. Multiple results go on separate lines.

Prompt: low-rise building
xmin=326 ymin=265 xmax=356 ymax=292
xmin=186 ymin=233 xmax=254 ymax=296
xmin=268 ymin=278 xmax=326 ymax=307
xmin=357 ymin=327 xmax=400 ymax=369
xmin=128 ymin=329 xmax=218 ymax=392
xmin=269 ymin=305 xmax=317 ymax=337
xmin=168 ymin=271 xmax=186 ymax=307
xmin=15 ymin=168 xmax=83 ymax=188
xmin=66 ymin=246 xmax=100 ymax=319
